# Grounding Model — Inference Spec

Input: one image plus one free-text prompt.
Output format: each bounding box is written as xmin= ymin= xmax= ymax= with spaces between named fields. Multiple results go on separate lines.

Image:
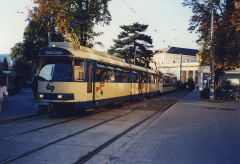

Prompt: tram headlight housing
xmin=39 ymin=94 xmax=44 ymax=99
xmin=57 ymin=94 xmax=63 ymax=99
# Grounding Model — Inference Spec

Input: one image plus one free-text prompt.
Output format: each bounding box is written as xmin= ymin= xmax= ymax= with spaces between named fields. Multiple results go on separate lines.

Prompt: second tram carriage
xmin=37 ymin=42 xmax=177 ymax=113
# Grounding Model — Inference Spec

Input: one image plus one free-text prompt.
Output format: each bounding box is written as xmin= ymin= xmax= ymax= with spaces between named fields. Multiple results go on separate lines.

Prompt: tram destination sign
xmin=40 ymin=47 xmax=72 ymax=56
xmin=45 ymin=50 xmax=63 ymax=55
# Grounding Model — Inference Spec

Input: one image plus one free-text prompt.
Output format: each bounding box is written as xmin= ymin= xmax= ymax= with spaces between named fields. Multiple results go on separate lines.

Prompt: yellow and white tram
xmin=37 ymin=42 xmax=177 ymax=113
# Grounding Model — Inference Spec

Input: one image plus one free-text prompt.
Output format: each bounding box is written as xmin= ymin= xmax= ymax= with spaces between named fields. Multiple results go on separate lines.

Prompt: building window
xmin=186 ymin=59 xmax=189 ymax=62
xmin=173 ymin=60 xmax=175 ymax=63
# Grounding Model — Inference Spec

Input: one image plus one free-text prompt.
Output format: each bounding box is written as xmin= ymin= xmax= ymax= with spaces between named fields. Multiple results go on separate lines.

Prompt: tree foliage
xmin=2 ymin=57 xmax=9 ymax=71
xmin=30 ymin=0 xmax=112 ymax=47
xmin=183 ymin=0 xmax=240 ymax=70
xmin=108 ymin=23 xmax=153 ymax=68
xmin=10 ymin=0 xmax=112 ymax=82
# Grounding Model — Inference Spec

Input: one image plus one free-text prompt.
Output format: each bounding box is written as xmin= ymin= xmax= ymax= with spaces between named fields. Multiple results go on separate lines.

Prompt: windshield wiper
xmin=38 ymin=76 xmax=49 ymax=82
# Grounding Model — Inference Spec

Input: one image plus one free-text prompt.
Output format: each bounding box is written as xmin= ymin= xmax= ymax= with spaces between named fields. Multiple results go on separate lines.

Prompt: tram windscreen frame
xmin=39 ymin=59 xmax=73 ymax=82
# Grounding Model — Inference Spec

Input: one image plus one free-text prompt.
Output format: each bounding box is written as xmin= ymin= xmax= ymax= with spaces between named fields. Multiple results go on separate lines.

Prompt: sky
xmin=0 ymin=0 xmax=199 ymax=54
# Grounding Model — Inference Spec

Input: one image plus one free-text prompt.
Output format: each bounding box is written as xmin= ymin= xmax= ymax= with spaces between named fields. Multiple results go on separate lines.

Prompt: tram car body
xmin=159 ymin=73 xmax=177 ymax=93
xmin=37 ymin=42 xmax=177 ymax=112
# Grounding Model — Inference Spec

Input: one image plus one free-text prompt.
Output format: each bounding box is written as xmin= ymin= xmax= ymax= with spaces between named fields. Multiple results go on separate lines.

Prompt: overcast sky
xmin=0 ymin=0 xmax=199 ymax=54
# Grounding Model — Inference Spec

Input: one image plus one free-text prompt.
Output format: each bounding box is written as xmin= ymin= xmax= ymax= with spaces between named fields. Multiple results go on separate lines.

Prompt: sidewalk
xmin=0 ymin=88 xmax=39 ymax=122
xmin=103 ymin=92 xmax=240 ymax=164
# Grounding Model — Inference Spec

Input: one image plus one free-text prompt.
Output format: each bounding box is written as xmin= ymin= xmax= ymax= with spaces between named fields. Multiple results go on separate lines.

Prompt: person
xmin=0 ymin=76 xmax=9 ymax=112
xmin=196 ymin=83 xmax=199 ymax=91
xmin=32 ymin=74 xmax=38 ymax=100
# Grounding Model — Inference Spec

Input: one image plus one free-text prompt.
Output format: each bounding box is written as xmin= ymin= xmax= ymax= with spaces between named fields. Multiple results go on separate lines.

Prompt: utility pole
xmin=180 ymin=53 xmax=182 ymax=84
xmin=134 ymin=41 xmax=137 ymax=65
xmin=210 ymin=5 xmax=215 ymax=100
xmin=48 ymin=16 xmax=54 ymax=47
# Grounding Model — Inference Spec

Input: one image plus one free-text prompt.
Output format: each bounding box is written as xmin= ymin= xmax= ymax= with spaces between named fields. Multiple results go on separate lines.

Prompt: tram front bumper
xmin=38 ymin=93 xmax=74 ymax=101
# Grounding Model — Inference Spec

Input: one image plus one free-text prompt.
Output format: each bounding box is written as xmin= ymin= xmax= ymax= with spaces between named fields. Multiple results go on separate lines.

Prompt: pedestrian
xmin=32 ymin=74 xmax=38 ymax=100
xmin=0 ymin=74 xmax=9 ymax=112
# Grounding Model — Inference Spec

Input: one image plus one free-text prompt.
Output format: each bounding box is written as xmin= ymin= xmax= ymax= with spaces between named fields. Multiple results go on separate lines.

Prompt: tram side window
xmin=133 ymin=71 xmax=139 ymax=83
xmin=115 ymin=68 xmax=122 ymax=82
xmin=150 ymin=74 xmax=154 ymax=83
xmin=107 ymin=67 xmax=115 ymax=82
xmin=142 ymin=72 xmax=147 ymax=83
xmin=164 ymin=77 xmax=170 ymax=84
xmin=121 ymin=69 xmax=129 ymax=83
xmin=154 ymin=75 xmax=158 ymax=83
xmin=148 ymin=74 xmax=151 ymax=83
xmin=96 ymin=64 xmax=108 ymax=82
xmin=74 ymin=60 xmax=85 ymax=81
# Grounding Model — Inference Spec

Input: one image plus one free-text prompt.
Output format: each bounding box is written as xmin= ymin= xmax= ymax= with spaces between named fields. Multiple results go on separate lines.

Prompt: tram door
xmin=86 ymin=60 xmax=96 ymax=108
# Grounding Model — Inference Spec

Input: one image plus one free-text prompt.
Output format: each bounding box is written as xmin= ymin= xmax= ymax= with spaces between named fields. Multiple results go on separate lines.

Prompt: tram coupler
xmin=48 ymin=103 xmax=57 ymax=116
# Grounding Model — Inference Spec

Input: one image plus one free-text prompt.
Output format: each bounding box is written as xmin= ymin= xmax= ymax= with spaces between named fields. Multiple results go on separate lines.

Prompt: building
xmin=150 ymin=46 xmax=210 ymax=90
xmin=219 ymin=68 xmax=240 ymax=86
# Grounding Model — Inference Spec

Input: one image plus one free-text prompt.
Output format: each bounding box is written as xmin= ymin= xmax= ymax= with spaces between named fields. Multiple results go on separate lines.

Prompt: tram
xmin=37 ymin=42 xmax=177 ymax=113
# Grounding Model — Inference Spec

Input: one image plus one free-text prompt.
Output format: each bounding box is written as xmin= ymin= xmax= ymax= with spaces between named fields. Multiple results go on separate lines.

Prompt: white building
xmin=219 ymin=68 xmax=240 ymax=86
xmin=150 ymin=46 xmax=210 ymax=90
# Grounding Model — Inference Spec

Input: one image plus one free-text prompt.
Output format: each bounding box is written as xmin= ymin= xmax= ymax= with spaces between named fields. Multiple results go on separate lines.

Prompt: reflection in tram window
xmin=121 ymin=70 xmax=129 ymax=83
xmin=74 ymin=60 xmax=85 ymax=81
xmin=39 ymin=62 xmax=72 ymax=82
xmin=52 ymin=63 xmax=72 ymax=81
xmin=133 ymin=71 xmax=139 ymax=83
xmin=108 ymin=68 xmax=115 ymax=82
xmin=39 ymin=64 xmax=54 ymax=81
xmin=96 ymin=64 xmax=108 ymax=82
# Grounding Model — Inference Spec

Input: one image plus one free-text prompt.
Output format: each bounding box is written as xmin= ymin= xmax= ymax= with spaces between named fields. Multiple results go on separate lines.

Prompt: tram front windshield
xmin=39 ymin=62 xmax=72 ymax=82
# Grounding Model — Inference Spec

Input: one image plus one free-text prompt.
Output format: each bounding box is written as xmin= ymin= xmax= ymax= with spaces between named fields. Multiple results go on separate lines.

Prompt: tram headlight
xmin=39 ymin=94 xmax=44 ymax=99
xmin=57 ymin=94 xmax=63 ymax=99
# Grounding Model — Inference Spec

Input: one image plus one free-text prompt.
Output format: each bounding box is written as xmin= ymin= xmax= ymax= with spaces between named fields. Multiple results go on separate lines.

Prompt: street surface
xmin=0 ymin=91 xmax=185 ymax=164
xmin=88 ymin=92 xmax=240 ymax=164
xmin=0 ymin=88 xmax=38 ymax=122
xmin=0 ymin=91 xmax=239 ymax=164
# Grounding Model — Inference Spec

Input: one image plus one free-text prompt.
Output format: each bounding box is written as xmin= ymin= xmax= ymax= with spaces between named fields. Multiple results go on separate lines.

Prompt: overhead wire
xmin=121 ymin=0 xmax=159 ymax=33
xmin=120 ymin=0 xmax=169 ymax=46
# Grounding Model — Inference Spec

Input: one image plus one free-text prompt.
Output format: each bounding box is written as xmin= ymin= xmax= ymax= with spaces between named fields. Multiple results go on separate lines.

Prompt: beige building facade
xmin=150 ymin=47 xmax=210 ymax=90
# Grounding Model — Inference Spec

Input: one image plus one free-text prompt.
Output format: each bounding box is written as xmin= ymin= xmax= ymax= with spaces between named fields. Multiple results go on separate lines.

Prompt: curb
xmin=0 ymin=114 xmax=38 ymax=125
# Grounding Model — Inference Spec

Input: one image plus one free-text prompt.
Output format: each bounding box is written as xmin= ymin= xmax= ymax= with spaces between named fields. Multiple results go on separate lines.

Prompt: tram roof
xmin=42 ymin=42 xmax=157 ymax=74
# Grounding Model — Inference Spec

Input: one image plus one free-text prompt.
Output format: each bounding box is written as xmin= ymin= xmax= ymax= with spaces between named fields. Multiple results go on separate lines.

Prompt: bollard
xmin=209 ymin=88 xmax=214 ymax=101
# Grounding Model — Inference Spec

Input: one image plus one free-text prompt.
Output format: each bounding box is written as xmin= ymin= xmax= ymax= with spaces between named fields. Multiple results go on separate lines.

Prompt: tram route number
xmin=46 ymin=83 xmax=55 ymax=92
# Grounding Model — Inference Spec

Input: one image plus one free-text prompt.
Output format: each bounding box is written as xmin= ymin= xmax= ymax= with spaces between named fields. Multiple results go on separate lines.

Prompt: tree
xmin=2 ymin=57 xmax=9 ymax=71
xmin=10 ymin=43 xmax=32 ymax=82
xmin=30 ymin=0 xmax=112 ymax=47
xmin=108 ymin=23 xmax=153 ymax=68
xmin=183 ymin=0 xmax=240 ymax=70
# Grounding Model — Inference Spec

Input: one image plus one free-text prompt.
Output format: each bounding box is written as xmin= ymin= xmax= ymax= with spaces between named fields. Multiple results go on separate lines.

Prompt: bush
xmin=219 ymin=80 xmax=232 ymax=91
xmin=216 ymin=86 xmax=224 ymax=99
xmin=187 ymin=77 xmax=195 ymax=91
xmin=200 ymin=87 xmax=210 ymax=98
